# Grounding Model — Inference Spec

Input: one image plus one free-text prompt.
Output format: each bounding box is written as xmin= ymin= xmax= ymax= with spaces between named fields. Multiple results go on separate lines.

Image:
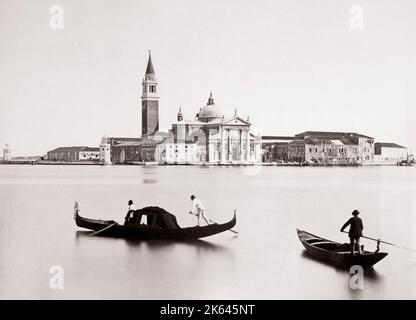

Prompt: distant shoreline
xmin=0 ymin=160 xmax=412 ymax=167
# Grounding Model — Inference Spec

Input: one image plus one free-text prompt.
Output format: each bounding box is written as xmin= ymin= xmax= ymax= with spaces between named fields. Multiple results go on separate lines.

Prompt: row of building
xmin=104 ymin=94 xmax=262 ymax=165
xmin=30 ymin=52 xmax=410 ymax=166
xmin=41 ymin=132 xmax=409 ymax=166
xmin=261 ymin=132 xmax=409 ymax=165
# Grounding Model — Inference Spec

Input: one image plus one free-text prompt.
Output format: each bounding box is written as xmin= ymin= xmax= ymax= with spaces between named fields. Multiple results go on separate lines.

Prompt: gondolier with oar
xmin=340 ymin=209 xmax=364 ymax=255
xmin=189 ymin=195 xmax=213 ymax=226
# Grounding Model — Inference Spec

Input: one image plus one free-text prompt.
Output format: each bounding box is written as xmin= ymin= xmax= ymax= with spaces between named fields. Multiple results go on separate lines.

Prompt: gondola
xmin=74 ymin=202 xmax=237 ymax=240
xmin=297 ymin=229 xmax=388 ymax=268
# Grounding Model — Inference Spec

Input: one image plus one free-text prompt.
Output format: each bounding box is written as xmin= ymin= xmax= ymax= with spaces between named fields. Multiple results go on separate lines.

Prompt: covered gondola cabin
xmin=127 ymin=207 xmax=180 ymax=229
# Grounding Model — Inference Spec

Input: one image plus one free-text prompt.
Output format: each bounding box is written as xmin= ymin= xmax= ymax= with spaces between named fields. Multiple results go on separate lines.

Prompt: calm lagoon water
xmin=0 ymin=164 xmax=415 ymax=299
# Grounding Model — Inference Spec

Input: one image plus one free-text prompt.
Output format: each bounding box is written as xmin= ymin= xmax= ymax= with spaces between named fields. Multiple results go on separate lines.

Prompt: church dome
xmin=198 ymin=93 xmax=223 ymax=121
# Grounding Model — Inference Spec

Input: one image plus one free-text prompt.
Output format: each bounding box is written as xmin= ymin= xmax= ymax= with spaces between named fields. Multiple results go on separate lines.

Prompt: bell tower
xmin=141 ymin=50 xmax=159 ymax=137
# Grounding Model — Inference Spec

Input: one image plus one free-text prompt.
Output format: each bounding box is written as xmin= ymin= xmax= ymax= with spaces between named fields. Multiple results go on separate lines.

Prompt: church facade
xmin=155 ymin=93 xmax=261 ymax=164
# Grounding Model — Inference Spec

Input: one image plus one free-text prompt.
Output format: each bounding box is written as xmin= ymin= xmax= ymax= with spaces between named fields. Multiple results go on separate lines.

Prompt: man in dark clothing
xmin=124 ymin=200 xmax=136 ymax=226
xmin=340 ymin=209 xmax=364 ymax=255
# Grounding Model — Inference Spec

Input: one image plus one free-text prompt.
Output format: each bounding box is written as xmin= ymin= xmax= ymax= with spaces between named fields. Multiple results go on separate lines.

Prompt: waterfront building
xmin=288 ymin=139 xmax=359 ymax=165
xmin=47 ymin=146 xmax=99 ymax=161
xmin=263 ymin=131 xmax=375 ymax=165
xmin=2 ymin=144 xmax=12 ymax=161
xmin=155 ymin=139 xmax=198 ymax=164
xmin=156 ymin=93 xmax=261 ymax=164
xmin=261 ymin=136 xmax=296 ymax=162
xmin=107 ymin=137 xmax=141 ymax=163
xmin=99 ymin=137 xmax=111 ymax=165
xmin=287 ymin=140 xmax=307 ymax=163
xmin=108 ymin=133 xmax=167 ymax=164
xmin=374 ymin=142 xmax=408 ymax=165
xmin=295 ymin=131 xmax=374 ymax=165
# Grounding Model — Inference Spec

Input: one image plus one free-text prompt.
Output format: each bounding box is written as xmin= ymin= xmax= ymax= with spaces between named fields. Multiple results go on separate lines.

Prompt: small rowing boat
xmin=297 ymin=229 xmax=388 ymax=268
xmin=74 ymin=202 xmax=236 ymax=240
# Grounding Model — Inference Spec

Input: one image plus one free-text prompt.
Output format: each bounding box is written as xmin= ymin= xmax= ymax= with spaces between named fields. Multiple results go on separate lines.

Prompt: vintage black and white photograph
xmin=0 ymin=0 xmax=415 ymax=302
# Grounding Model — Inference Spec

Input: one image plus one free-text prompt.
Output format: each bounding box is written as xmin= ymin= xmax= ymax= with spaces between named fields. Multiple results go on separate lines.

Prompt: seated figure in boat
xmin=124 ymin=200 xmax=136 ymax=225
xmin=124 ymin=200 xmax=149 ymax=226
xmin=340 ymin=209 xmax=364 ymax=255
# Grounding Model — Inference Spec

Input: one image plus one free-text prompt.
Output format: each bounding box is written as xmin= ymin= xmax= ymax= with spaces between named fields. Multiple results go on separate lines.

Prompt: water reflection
xmin=141 ymin=167 xmax=158 ymax=183
xmin=75 ymin=230 xmax=234 ymax=259
xmin=300 ymin=250 xmax=384 ymax=296
xmin=126 ymin=238 xmax=232 ymax=257
xmin=142 ymin=179 xmax=157 ymax=184
xmin=142 ymin=167 xmax=158 ymax=173
xmin=75 ymin=230 xmax=92 ymax=241
xmin=300 ymin=250 xmax=340 ymax=270
xmin=300 ymin=250 xmax=383 ymax=276
xmin=362 ymin=268 xmax=382 ymax=281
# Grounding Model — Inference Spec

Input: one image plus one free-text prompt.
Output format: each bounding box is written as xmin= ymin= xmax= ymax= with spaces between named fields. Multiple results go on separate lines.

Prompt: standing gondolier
xmin=189 ymin=195 xmax=213 ymax=226
xmin=340 ymin=209 xmax=364 ymax=255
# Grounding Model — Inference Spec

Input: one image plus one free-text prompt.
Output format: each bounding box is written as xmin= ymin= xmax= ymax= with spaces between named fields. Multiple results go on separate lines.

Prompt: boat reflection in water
xmin=75 ymin=230 xmax=235 ymax=265
xmin=75 ymin=230 xmax=232 ymax=253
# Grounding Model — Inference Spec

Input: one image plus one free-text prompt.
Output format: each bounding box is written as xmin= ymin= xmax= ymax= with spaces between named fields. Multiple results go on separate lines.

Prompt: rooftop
xmin=289 ymin=140 xmax=306 ymax=146
xmin=48 ymin=146 xmax=99 ymax=153
xmin=375 ymin=142 xmax=406 ymax=149
xmin=261 ymin=136 xmax=297 ymax=141
xmin=295 ymin=131 xmax=374 ymax=139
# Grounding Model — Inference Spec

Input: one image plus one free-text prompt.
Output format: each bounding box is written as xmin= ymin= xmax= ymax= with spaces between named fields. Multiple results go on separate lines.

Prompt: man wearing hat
xmin=124 ymin=200 xmax=136 ymax=225
xmin=340 ymin=209 xmax=364 ymax=255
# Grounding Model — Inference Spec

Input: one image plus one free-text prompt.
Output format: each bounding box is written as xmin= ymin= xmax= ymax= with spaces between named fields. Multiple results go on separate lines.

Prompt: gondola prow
xmin=74 ymin=201 xmax=79 ymax=220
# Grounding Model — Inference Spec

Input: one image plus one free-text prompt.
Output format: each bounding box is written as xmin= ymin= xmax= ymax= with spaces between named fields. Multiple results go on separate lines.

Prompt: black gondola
xmin=74 ymin=202 xmax=237 ymax=240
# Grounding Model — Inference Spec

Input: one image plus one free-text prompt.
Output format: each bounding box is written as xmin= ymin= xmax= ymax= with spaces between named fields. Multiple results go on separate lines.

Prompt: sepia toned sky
xmin=0 ymin=0 xmax=415 ymax=156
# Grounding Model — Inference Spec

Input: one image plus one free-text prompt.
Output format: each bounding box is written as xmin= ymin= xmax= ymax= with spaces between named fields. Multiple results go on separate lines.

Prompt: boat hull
xmin=297 ymin=229 xmax=388 ymax=268
xmin=75 ymin=211 xmax=236 ymax=240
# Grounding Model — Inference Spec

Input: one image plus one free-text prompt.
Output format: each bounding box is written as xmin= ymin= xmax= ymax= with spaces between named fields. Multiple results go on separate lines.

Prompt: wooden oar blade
xmin=88 ymin=222 xmax=118 ymax=237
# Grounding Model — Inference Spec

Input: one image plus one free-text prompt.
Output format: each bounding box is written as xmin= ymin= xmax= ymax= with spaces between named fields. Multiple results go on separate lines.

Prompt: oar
xmin=88 ymin=221 xmax=120 ymax=237
xmin=341 ymin=231 xmax=416 ymax=252
xmin=225 ymin=227 xmax=239 ymax=235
